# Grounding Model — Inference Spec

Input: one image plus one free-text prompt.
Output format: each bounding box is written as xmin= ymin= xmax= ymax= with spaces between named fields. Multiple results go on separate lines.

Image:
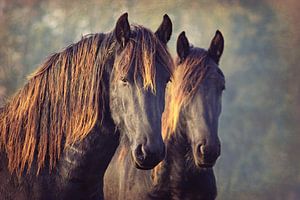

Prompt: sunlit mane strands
xmin=113 ymin=25 xmax=173 ymax=93
xmin=0 ymin=13 xmax=175 ymax=200
xmin=0 ymin=33 xmax=114 ymax=176
xmin=104 ymin=30 xmax=224 ymax=200
xmin=162 ymin=49 xmax=209 ymax=140
xmin=0 ymin=23 xmax=173 ymax=178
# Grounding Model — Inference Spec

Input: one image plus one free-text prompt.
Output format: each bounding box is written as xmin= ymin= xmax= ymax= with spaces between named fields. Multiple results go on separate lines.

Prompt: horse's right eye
xmin=121 ymin=77 xmax=129 ymax=84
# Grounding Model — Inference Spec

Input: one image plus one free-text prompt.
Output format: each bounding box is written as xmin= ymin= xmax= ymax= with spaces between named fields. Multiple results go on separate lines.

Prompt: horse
xmin=104 ymin=30 xmax=225 ymax=200
xmin=0 ymin=13 xmax=174 ymax=200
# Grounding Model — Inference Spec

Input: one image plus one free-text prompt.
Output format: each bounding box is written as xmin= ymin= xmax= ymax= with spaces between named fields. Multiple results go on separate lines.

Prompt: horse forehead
xmin=205 ymin=65 xmax=225 ymax=82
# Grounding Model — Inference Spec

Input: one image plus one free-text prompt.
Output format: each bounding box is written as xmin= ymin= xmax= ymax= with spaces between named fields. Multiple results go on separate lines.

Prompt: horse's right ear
xmin=115 ymin=13 xmax=131 ymax=47
xmin=155 ymin=14 xmax=172 ymax=44
xmin=177 ymin=31 xmax=190 ymax=62
xmin=208 ymin=30 xmax=224 ymax=64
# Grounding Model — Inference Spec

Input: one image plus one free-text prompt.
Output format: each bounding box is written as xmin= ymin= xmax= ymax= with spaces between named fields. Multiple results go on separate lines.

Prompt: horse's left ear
xmin=115 ymin=12 xmax=131 ymax=47
xmin=208 ymin=30 xmax=224 ymax=64
xmin=176 ymin=31 xmax=190 ymax=62
xmin=155 ymin=14 xmax=172 ymax=44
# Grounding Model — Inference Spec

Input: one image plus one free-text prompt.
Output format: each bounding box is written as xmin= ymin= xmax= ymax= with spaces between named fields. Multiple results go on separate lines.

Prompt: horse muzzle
xmin=131 ymin=143 xmax=165 ymax=170
xmin=194 ymin=141 xmax=221 ymax=168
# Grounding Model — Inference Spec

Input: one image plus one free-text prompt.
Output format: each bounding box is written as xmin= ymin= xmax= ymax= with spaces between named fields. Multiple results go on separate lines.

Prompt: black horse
xmin=104 ymin=31 xmax=225 ymax=200
xmin=0 ymin=13 xmax=173 ymax=200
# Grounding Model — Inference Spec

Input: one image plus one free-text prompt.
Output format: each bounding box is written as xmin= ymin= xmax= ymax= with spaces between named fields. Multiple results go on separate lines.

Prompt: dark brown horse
xmin=0 ymin=13 xmax=173 ymax=200
xmin=104 ymin=30 xmax=225 ymax=200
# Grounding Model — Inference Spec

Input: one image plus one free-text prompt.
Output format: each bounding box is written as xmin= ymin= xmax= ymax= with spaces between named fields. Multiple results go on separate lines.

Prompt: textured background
xmin=0 ymin=0 xmax=299 ymax=199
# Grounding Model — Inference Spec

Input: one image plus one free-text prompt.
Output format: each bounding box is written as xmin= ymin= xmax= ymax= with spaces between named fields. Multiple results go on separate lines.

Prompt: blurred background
xmin=0 ymin=0 xmax=299 ymax=199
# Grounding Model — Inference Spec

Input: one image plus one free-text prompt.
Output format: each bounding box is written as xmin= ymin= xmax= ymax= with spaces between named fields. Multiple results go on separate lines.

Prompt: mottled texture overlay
xmin=0 ymin=0 xmax=299 ymax=199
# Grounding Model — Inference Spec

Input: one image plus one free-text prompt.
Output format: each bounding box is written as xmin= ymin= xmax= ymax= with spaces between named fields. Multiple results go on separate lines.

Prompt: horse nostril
xmin=198 ymin=144 xmax=206 ymax=156
xmin=134 ymin=144 xmax=145 ymax=162
xmin=197 ymin=142 xmax=221 ymax=162
xmin=133 ymin=141 xmax=165 ymax=169
xmin=141 ymin=144 xmax=149 ymax=160
xmin=197 ymin=140 xmax=207 ymax=156
xmin=140 ymin=143 xmax=165 ymax=161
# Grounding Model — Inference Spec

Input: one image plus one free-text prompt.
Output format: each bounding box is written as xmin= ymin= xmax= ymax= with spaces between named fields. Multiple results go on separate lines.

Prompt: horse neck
xmin=161 ymin=123 xmax=217 ymax=200
xmin=166 ymin=127 xmax=190 ymax=182
xmin=55 ymin=61 xmax=120 ymax=199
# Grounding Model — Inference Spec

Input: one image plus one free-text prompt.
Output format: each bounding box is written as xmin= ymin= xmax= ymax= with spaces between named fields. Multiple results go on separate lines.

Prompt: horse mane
xmin=151 ymin=48 xmax=210 ymax=185
xmin=0 ymin=33 xmax=111 ymax=176
xmin=162 ymin=48 xmax=210 ymax=141
xmin=114 ymin=24 xmax=174 ymax=163
xmin=113 ymin=25 xmax=173 ymax=93
xmin=0 ymin=24 xmax=173 ymax=177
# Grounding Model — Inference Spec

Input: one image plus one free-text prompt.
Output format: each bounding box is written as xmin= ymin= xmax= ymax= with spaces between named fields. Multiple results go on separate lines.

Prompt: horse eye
xmin=121 ymin=77 xmax=128 ymax=83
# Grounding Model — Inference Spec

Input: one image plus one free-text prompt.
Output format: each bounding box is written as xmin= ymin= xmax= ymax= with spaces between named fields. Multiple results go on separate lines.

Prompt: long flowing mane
xmin=162 ymin=48 xmax=210 ymax=140
xmin=151 ymin=48 xmax=210 ymax=184
xmin=0 ymin=25 xmax=173 ymax=177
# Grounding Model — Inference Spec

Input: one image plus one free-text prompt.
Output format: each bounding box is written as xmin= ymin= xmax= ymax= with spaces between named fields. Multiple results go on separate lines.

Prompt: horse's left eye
xmin=121 ymin=77 xmax=128 ymax=83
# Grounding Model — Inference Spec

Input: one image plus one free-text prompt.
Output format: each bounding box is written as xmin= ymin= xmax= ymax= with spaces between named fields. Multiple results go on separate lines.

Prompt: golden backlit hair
xmin=0 ymin=25 xmax=173 ymax=177
xmin=113 ymin=25 xmax=173 ymax=93
xmin=152 ymin=49 xmax=210 ymax=184
xmin=162 ymin=49 xmax=209 ymax=140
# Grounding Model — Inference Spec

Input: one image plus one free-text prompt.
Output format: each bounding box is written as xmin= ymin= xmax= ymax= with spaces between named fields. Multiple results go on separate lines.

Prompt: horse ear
xmin=176 ymin=31 xmax=190 ymax=62
xmin=208 ymin=30 xmax=224 ymax=64
xmin=155 ymin=14 xmax=172 ymax=44
xmin=115 ymin=12 xmax=131 ymax=47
